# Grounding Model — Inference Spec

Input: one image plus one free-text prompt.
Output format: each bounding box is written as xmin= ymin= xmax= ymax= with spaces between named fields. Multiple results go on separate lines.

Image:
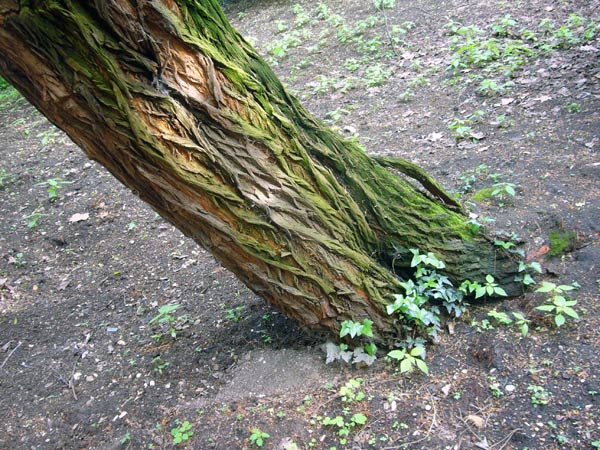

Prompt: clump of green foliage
xmin=472 ymin=182 xmax=517 ymax=206
xmin=249 ymin=428 xmax=270 ymax=447
xmin=446 ymin=13 xmax=597 ymax=94
xmin=547 ymin=230 xmax=576 ymax=257
xmin=535 ymin=281 xmax=580 ymax=327
xmin=320 ymin=378 xmax=368 ymax=445
xmin=171 ymin=420 xmax=193 ymax=445
xmin=0 ymin=77 xmax=21 ymax=107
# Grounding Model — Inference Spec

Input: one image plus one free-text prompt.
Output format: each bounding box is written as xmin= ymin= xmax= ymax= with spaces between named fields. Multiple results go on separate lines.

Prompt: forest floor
xmin=1 ymin=0 xmax=599 ymax=449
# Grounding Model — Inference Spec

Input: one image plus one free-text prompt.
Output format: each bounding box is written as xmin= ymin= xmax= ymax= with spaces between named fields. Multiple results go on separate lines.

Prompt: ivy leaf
xmin=361 ymin=319 xmax=374 ymax=337
xmin=340 ymin=320 xmax=362 ymax=338
xmin=364 ymin=342 xmax=377 ymax=356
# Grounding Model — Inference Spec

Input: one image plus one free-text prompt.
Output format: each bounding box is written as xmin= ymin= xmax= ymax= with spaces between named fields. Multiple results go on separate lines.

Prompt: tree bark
xmin=0 ymin=0 xmax=520 ymax=343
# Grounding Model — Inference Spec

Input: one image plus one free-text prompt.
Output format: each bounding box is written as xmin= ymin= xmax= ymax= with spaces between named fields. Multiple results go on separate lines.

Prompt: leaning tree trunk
xmin=0 ymin=0 xmax=520 ymax=343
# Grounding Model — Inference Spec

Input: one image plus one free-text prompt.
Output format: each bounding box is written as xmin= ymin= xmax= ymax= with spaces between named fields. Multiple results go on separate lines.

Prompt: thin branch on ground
xmin=489 ymin=428 xmax=522 ymax=450
xmin=0 ymin=340 xmax=22 ymax=370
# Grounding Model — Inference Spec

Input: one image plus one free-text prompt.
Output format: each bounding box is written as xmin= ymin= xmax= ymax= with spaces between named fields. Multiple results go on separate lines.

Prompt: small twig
xmin=0 ymin=341 xmax=22 ymax=370
xmin=69 ymin=360 xmax=78 ymax=401
xmin=50 ymin=366 xmax=69 ymax=386
xmin=456 ymin=409 xmax=483 ymax=441
xmin=489 ymin=428 xmax=522 ymax=450
xmin=375 ymin=5 xmax=400 ymax=57
xmin=354 ymin=416 xmax=383 ymax=442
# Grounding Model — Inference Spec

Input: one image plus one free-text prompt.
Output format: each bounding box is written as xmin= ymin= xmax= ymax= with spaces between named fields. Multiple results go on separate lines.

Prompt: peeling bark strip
xmin=0 ymin=0 xmax=520 ymax=342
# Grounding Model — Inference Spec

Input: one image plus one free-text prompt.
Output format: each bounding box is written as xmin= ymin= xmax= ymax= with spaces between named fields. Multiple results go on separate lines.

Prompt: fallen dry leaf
xmin=466 ymin=414 xmax=485 ymax=429
xmin=68 ymin=212 xmax=89 ymax=223
xmin=527 ymin=245 xmax=550 ymax=261
xmin=58 ymin=277 xmax=70 ymax=291
xmin=427 ymin=132 xmax=444 ymax=142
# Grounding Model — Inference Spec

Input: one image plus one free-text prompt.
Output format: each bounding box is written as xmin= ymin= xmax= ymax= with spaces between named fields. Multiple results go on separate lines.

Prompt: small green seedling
xmin=461 ymin=275 xmax=507 ymax=298
xmin=171 ymin=420 xmax=193 ymax=444
xmin=480 ymin=275 xmax=507 ymax=297
xmin=528 ymin=385 xmax=551 ymax=405
xmin=478 ymin=78 xmax=503 ymax=96
xmin=516 ymin=261 xmax=542 ymax=286
xmin=487 ymin=308 xmax=530 ymax=337
xmin=387 ymin=346 xmax=429 ymax=374
xmin=534 ymin=281 xmax=579 ymax=327
xmin=488 ymin=376 xmax=503 ymax=397
xmin=149 ymin=304 xmax=180 ymax=339
xmin=120 ymin=432 xmax=132 ymax=445
xmin=23 ymin=210 xmax=48 ymax=229
xmin=225 ymin=305 xmax=246 ymax=322
xmin=339 ymin=378 xmax=365 ymax=403
xmin=152 ymin=355 xmax=170 ymax=375
xmin=249 ymin=428 xmax=270 ymax=447
xmin=9 ymin=252 xmax=26 ymax=268
xmin=35 ymin=177 xmax=73 ymax=202
xmin=322 ymin=413 xmax=367 ymax=444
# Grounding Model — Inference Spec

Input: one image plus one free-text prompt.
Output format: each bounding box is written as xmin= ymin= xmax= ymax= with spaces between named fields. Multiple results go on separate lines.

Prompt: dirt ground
xmin=1 ymin=0 xmax=599 ymax=449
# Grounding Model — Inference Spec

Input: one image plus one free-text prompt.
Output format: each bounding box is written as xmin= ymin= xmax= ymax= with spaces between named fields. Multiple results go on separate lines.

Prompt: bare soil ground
xmin=1 ymin=0 xmax=599 ymax=449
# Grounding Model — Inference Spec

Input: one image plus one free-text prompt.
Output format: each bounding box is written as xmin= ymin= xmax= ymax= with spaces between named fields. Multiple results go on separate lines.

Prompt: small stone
xmin=505 ymin=384 xmax=516 ymax=393
xmin=106 ymin=327 xmax=118 ymax=334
